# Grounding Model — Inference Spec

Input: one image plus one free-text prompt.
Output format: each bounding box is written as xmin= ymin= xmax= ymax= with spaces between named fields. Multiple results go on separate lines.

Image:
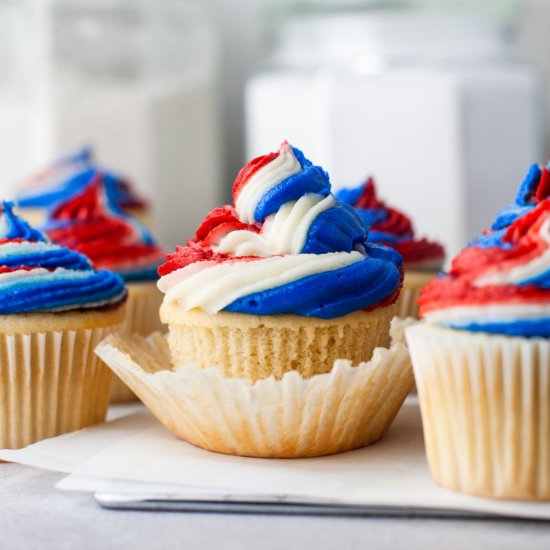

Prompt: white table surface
xmin=2 ymin=463 xmax=550 ymax=550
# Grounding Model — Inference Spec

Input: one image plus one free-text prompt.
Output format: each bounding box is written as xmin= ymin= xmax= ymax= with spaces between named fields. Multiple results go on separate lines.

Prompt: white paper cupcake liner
xmin=406 ymin=323 xmax=550 ymax=500
xmin=397 ymin=271 xmax=436 ymax=319
xmin=110 ymin=282 xmax=164 ymax=403
xmin=0 ymin=325 xmax=119 ymax=449
xmin=125 ymin=282 xmax=164 ymax=336
xmin=96 ymin=319 xmax=414 ymax=458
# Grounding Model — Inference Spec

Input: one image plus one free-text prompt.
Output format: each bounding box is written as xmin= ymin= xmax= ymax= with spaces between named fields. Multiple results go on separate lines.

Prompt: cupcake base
xmin=160 ymin=304 xmax=397 ymax=382
xmin=397 ymin=271 xmax=436 ymax=319
xmin=406 ymin=323 xmax=550 ymax=501
xmin=95 ymin=319 xmax=414 ymax=458
xmin=109 ymin=281 xmax=164 ymax=403
xmin=0 ymin=306 xmax=125 ymax=449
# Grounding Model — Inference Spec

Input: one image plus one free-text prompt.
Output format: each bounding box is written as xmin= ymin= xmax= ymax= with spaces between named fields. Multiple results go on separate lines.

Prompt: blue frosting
xmin=491 ymin=204 xmax=532 ymax=231
xmin=225 ymin=254 xmax=401 ymax=319
xmin=354 ymin=208 xmax=388 ymax=228
xmin=439 ymin=319 xmax=550 ymax=339
xmin=335 ymin=184 xmax=413 ymax=245
xmin=16 ymin=148 xmax=143 ymax=213
xmin=470 ymin=228 xmax=511 ymax=250
xmin=253 ymin=147 xmax=331 ymax=223
xmin=488 ymin=163 xmax=547 ymax=232
xmin=302 ymin=203 xmax=368 ymax=254
xmin=0 ymin=270 xmax=126 ymax=314
xmin=515 ymin=163 xmax=542 ymax=206
xmin=334 ymin=185 xmax=363 ymax=206
xmin=3 ymin=201 xmax=46 ymax=243
xmin=0 ymin=202 xmax=126 ymax=314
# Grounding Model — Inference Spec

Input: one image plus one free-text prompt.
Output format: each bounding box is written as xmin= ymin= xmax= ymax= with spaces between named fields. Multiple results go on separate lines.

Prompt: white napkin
xmin=2 ymin=399 xmax=550 ymax=520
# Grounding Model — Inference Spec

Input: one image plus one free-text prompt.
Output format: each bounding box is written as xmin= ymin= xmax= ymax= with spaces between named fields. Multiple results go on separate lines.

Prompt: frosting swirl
xmin=335 ymin=178 xmax=445 ymax=270
xmin=0 ymin=201 xmax=126 ymax=314
xmin=17 ymin=147 xmax=147 ymax=213
xmin=158 ymin=142 xmax=403 ymax=319
xmin=42 ymin=176 xmax=165 ymax=282
xmin=420 ymin=166 xmax=550 ymax=337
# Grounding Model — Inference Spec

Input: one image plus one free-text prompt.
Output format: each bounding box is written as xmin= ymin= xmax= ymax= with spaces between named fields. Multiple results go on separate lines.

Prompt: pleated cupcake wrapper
xmin=406 ymin=323 xmax=550 ymax=501
xmin=124 ymin=284 xmax=164 ymax=336
xmin=95 ymin=318 xmax=414 ymax=458
xmin=110 ymin=284 xmax=164 ymax=403
xmin=0 ymin=324 xmax=121 ymax=450
xmin=397 ymin=271 xmax=436 ymax=319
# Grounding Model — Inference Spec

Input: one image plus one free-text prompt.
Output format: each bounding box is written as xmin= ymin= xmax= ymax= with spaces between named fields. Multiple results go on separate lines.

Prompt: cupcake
xmin=42 ymin=175 xmax=166 ymax=402
xmin=16 ymin=147 xmax=151 ymax=228
xmin=96 ymin=142 xmax=414 ymax=458
xmin=336 ymin=178 xmax=445 ymax=318
xmin=0 ymin=201 xmax=126 ymax=449
xmin=406 ymin=163 xmax=550 ymax=500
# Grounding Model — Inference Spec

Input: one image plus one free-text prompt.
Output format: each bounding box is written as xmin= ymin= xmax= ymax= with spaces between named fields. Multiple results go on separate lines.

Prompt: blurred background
xmin=1 ymin=0 xmax=550 ymax=257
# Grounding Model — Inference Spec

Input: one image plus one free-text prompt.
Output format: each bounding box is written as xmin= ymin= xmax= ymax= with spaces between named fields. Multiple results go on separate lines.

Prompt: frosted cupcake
xmin=96 ymin=142 xmax=414 ymax=458
xmin=406 ymin=163 xmax=550 ymax=500
xmin=0 ymin=202 xmax=126 ymax=449
xmin=336 ymin=178 xmax=445 ymax=318
xmin=42 ymin=176 xmax=165 ymax=402
xmin=16 ymin=147 xmax=151 ymax=228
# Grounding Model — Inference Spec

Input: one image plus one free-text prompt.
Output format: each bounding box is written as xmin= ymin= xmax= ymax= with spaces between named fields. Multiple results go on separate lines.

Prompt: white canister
xmin=246 ymin=1 xmax=542 ymax=258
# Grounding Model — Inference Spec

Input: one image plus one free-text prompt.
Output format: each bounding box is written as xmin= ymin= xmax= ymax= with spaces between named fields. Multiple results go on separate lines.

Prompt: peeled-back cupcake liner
xmin=0 ymin=324 xmax=121 ymax=450
xmin=110 ymin=282 xmax=164 ymax=403
xmin=163 ymin=304 xmax=397 ymax=383
xmin=406 ymin=323 xmax=550 ymax=501
xmin=397 ymin=271 xmax=436 ymax=319
xmin=95 ymin=319 xmax=414 ymax=458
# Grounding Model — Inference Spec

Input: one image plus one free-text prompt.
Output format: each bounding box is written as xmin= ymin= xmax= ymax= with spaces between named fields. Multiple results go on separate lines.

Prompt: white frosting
xmin=159 ymin=251 xmax=363 ymax=314
xmin=424 ymin=303 xmax=550 ymax=325
xmin=234 ymin=142 xmax=301 ymax=224
xmin=0 ymin=241 xmax=63 ymax=258
xmin=474 ymin=216 xmax=550 ymax=287
xmin=0 ymin=267 xmax=68 ymax=282
xmin=215 ymin=194 xmax=336 ymax=257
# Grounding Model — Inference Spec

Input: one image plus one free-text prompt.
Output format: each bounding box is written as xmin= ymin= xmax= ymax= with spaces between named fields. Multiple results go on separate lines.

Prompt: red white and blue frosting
xmin=0 ymin=201 xmax=126 ymax=314
xmin=335 ymin=178 xmax=445 ymax=270
xmin=42 ymin=176 xmax=165 ymax=282
xmin=16 ymin=147 xmax=147 ymax=214
xmin=157 ymin=142 xmax=403 ymax=319
xmin=420 ymin=163 xmax=550 ymax=338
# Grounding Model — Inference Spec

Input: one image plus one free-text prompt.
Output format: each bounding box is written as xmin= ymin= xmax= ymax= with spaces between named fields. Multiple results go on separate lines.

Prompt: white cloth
xmin=1 ymin=399 xmax=550 ymax=521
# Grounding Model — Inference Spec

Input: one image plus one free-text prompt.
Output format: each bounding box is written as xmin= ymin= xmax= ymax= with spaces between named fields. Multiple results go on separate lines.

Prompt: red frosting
xmin=355 ymin=178 xmax=414 ymax=236
xmin=536 ymin=167 xmax=550 ymax=203
xmin=158 ymin=205 xmax=262 ymax=277
xmin=0 ymin=265 xmax=35 ymax=274
xmin=355 ymin=178 xmax=445 ymax=268
xmin=45 ymin=175 xmax=165 ymax=273
xmin=233 ymin=152 xmax=279 ymax=200
xmin=419 ymin=200 xmax=550 ymax=315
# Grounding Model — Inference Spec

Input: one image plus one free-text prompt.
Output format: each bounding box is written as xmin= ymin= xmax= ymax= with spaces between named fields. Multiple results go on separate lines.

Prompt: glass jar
xmin=0 ymin=0 xmax=220 ymax=247
xmin=246 ymin=0 xmax=542 ymax=257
